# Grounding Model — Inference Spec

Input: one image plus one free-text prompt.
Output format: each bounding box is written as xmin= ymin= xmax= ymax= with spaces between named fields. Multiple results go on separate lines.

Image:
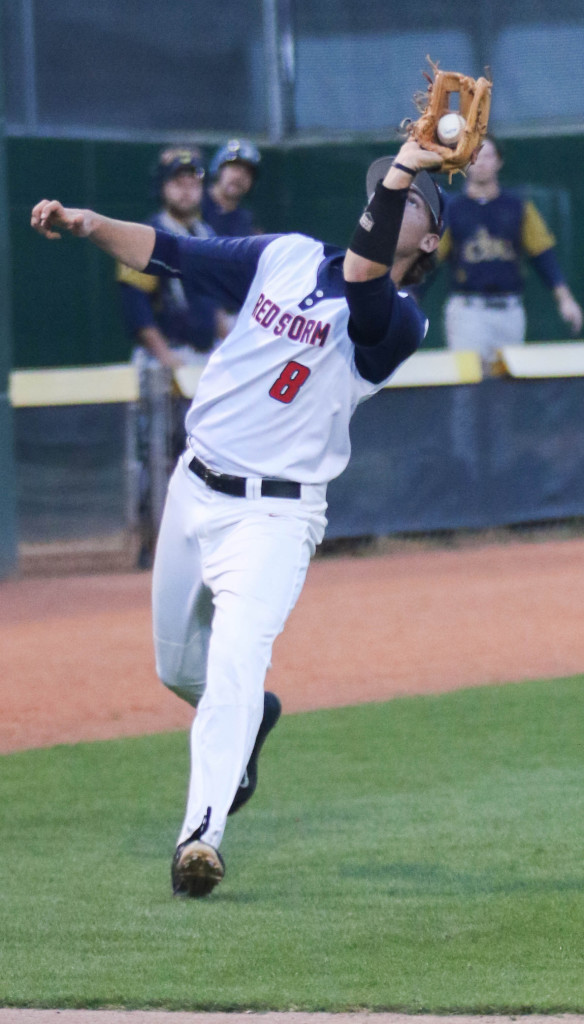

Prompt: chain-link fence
xmin=11 ymin=363 xmax=180 ymax=574
xmin=4 ymin=0 xmax=584 ymax=141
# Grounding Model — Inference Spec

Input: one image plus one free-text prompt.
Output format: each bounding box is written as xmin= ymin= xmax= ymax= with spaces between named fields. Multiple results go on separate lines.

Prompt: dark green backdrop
xmin=10 ymin=134 xmax=584 ymax=368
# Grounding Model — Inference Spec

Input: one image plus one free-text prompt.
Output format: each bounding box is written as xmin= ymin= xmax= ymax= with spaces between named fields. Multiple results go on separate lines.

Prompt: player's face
xmin=162 ymin=170 xmax=204 ymax=217
xmin=466 ymin=139 xmax=502 ymax=185
xmin=217 ymin=162 xmax=254 ymax=200
xmin=396 ymin=188 xmax=439 ymax=258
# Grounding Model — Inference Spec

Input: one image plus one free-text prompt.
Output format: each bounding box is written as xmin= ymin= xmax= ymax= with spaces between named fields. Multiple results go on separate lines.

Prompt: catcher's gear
xmin=407 ymin=58 xmax=492 ymax=177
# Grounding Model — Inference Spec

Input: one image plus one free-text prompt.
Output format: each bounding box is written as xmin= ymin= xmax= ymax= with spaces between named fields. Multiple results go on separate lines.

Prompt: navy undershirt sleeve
xmin=345 ymin=275 xmax=426 ymax=384
xmin=531 ymin=248 xmax=565 ymax=290
xmin=345 ymin=274 xmax=394 ymax=345
xmin=145 ymin=231 xmax=280 ymax=310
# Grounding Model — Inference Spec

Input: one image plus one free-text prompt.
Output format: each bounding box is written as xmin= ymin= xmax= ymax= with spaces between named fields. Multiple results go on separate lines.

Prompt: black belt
xmin=189 ymin=455 xmax=301 ymax=499
xmin=460 ymin=294 xmax=520 ymax=310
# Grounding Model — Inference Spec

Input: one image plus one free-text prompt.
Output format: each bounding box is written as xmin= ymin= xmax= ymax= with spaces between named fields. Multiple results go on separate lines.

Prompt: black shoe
xmin=171 ymin=837 xmax=225 ymax=898
xmin=228 ymin=691 xmax=282 ymax=815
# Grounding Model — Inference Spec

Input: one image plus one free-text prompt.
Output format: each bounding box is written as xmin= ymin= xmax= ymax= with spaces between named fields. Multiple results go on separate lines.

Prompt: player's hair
xmin=400 ymin=249 xmax=438 ymax=287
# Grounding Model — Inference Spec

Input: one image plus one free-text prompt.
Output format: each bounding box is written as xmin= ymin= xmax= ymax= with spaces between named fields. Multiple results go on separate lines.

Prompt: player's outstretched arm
xmin=31 ymin=200 xmax=156 ymax=270
xmin=344 ymin=140 xmax=440 ymax=283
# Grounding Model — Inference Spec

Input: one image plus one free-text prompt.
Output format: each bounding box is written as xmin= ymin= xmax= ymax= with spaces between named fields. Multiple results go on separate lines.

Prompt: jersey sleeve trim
xmin=116 ymin=262 xmax=158 ymax=293
xmin=437 ymin=225 xmax=452 ymax=261
xmin=521 ymin=200 xmax=556 ymax=257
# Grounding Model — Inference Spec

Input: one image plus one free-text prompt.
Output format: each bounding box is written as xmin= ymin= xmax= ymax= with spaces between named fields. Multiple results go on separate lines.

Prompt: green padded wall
xmin=0 ymin=41 xmax=17 ymax=577
xmin=9 ymin=134 xmax=584 ymax=368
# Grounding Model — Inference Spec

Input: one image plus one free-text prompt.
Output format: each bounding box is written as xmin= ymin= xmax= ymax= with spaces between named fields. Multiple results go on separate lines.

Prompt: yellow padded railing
xmin=9 ymin=364 xmax=139 ymax=408
xmin=10 ymin=344 xmax=584 ymax=408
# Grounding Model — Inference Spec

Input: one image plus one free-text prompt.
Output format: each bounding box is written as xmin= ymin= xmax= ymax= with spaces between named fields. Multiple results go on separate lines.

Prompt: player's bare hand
xmin=559 ymin=295 xmax=583 ymax=335
xmin=31 ymin=200 xmax=91 ymax=240
xmin=553 ymin=285 xmax=583 ymax=336
xmin=395 ymin=139 xmax=443 ymax=173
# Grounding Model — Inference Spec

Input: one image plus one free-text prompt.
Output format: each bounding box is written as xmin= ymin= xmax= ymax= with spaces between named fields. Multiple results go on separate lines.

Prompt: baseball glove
xmin=407 ymin=58 xmax=492 ymax=178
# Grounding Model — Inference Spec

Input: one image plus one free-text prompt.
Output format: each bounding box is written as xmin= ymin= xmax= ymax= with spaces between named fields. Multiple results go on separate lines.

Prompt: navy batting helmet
xmin=153 ymin=146 xmax=205 ymax=198
xmin=209 ymin=139 xmax=261 ymax=179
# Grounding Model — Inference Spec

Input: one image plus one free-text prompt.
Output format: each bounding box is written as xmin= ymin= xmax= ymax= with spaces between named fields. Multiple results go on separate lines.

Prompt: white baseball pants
xmin=152 ymin=452 xmax=327 ymax=850
xmin=444 ymin=294 xmax=526 ymax=374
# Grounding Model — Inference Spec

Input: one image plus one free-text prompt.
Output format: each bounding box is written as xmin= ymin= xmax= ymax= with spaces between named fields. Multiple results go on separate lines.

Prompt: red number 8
xmin=269 ymin=360 xmax=311 ymax=404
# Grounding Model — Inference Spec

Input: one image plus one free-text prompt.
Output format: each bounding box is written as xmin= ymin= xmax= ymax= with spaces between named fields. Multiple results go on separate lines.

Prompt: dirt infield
xmin=2 ymin=536 xmax=584 ymax=1023
xmin=2 ymin=536 xmax=584 ymax=754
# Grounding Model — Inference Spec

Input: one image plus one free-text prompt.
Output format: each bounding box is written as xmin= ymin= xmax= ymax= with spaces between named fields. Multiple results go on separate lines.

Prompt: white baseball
xmin=437 ymin=113 xmax=466 ymax=147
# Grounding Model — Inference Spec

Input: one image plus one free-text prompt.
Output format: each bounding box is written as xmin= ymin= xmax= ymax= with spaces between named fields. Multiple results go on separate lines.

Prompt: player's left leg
xmin=228 ymin=689 xmax=282 ymax=815
xmin=176 ymin=496 xmax=326 ymax=856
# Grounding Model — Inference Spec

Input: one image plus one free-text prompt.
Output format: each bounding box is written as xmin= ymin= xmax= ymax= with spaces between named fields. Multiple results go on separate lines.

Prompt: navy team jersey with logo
xmin=146 ymin=230 xmax=428 ymax=484
xmin=439 ymin=190 xmax=565 ymax=295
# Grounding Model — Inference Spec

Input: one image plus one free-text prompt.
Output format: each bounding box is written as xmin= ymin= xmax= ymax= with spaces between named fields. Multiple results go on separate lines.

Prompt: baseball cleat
xmin=171 ymin=838 xmax=225 ymax=898
xmin=228 ymin=690 xmax=282 ymax=815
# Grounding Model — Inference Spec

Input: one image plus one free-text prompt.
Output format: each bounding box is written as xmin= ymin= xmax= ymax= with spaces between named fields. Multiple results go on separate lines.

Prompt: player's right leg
xmin=152 ymin=460 xmax=212 ymax=708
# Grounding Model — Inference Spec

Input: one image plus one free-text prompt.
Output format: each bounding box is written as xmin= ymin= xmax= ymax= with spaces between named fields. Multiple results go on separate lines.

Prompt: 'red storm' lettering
xmin=299 ymin=320 xmax=316 ymax=345
xmin=274 ymin=312 xmax=292 ymax=335
xmin=288 ymin=315 xmax=306 ymax=340
xmin=311 ymin=322 xmax=330 ymax=347
xmin=261 ymin=302 xmax=281 ymax=328
xmin=251 ymin=292 xmax=331 ymax=348
xmin=251 ymin=293 xmax=265 ymax=318
xmin=255 ymin=298 xmax=272 ymax=323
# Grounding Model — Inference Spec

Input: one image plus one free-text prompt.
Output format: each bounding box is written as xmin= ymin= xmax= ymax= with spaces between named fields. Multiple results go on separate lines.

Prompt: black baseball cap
xmin=365 ymin=156 xmax=443 ymax=231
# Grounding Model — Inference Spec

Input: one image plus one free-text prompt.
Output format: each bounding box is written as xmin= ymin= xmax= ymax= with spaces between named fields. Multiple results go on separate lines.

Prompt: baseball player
xmin=117 ymin=146 xmax=220 ymax=372
xmin=202 ymin=138 xmax=261 ymax=237
xmin=117 ymin=147 xmax=222 ymax=568
xmin=31 ymin=137 xmax=443 ymax=899
xmin=439 ymin=135 xmax=583 ymax=373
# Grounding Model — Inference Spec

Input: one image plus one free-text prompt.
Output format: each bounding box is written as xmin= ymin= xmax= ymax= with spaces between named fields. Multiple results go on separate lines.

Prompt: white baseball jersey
xmin=148 ymin=231 xmax=428 ymax=484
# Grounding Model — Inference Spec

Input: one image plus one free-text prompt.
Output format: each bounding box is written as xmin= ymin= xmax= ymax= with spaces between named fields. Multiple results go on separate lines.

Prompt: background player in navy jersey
xmin=117 ymin=147 xmax=220 ymax=371
xmin=31 ymin=136 xmax=443 ymax=899
xmin=202 ymin=138 xmax=261 ymax=238
xmin=438 ymin=136 xmax=583 ymax=374
xmin=116 ymin=147 xmax=229 ymax=567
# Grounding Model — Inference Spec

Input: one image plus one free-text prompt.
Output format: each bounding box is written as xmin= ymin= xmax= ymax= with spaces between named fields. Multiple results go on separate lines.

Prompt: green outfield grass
xmin=1 ymin=676 xmax=583 ymax=1011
